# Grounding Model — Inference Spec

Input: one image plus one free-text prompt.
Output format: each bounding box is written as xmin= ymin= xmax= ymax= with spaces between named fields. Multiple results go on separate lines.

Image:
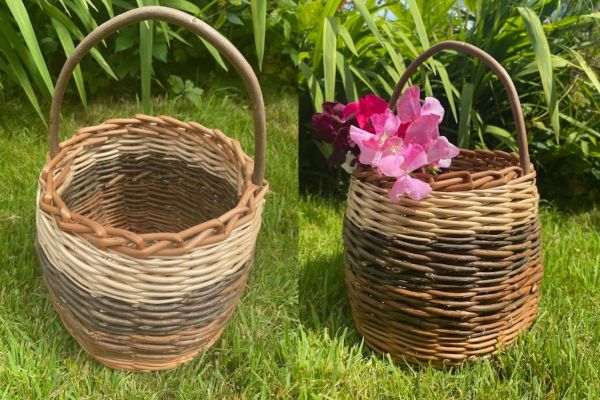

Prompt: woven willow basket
xmin=36 ymin=7 xmax=268 ymax=371
xmin=343 ymin=41 xmax=542 ymax=367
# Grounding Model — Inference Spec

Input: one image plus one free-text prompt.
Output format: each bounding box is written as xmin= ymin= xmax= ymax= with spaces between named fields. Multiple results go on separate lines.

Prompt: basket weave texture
xmin=343 ymin=41 xmax=543 ymax=366
xmin=36 ymin=7 xmax=268 ymax=371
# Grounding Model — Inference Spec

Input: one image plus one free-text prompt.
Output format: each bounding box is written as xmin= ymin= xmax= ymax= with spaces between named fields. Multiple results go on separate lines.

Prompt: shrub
xmin=298 ymin=0 xmax=600 ymax=199
xmin=0 ymin=0 xmax=298 ymax=118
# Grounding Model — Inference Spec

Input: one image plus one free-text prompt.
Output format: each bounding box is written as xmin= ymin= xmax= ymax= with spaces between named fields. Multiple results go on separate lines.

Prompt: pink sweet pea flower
xmin=350 ymin=110 xmax=429 ymax=179
xmin=349 ymin=109 xmax=400 ymax=166
xmin=344 ymin=87 xmax=459 ymax=202
xmin=343 ymin=94 xmax=388 ymax=131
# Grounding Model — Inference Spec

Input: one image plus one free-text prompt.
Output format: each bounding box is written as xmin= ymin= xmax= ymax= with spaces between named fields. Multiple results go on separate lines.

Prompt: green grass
xmin=0 ymin=85 xmax=298 ymax=399
xmin=2 ymin=83 xmax=600 ymax=399
xmin=298 ymin=195 xmax=600 ymax=399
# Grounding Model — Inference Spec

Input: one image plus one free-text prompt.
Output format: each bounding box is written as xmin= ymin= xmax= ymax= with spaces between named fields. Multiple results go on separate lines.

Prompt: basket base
xmin=46 ymin=281 xmax=231 ymax=371
xmin=343 ymin=215 xmax=543 ymax=367
xmin=37 ymin=244 xmax=252 ymax=372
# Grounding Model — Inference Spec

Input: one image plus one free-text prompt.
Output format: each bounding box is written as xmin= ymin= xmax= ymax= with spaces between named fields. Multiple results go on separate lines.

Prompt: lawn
xmin=298 ymin=194 xmax=600 ymax=399
xmin=0 ymin=85 xmax=298 ymax=399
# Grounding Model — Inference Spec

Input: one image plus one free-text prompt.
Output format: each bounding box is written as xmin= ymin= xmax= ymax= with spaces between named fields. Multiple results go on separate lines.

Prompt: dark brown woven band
xmin=49 ymin=6 xmax=266 ymax=185
xmin=389 ymin=40 xmax=530 ymax=174
xmin=38 ymin=244 xmax=251 ymax=336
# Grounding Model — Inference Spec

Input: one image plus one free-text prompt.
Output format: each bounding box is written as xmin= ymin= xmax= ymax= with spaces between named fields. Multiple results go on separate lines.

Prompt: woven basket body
xmin=343 ymin=42 xmax=543 ymax=366
xmin=36 ymin=7 xmax=268 ymax=371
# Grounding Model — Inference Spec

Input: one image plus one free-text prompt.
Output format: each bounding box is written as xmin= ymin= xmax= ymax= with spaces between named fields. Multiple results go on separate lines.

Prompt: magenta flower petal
xmin=390 ymin=175 xmax=432 ymax=200
xmin=427 ymin=136 xmax=460 ymax=164
xmin=396 ymin=86 xmax=421 ymax=123
xmin=360 ymin=94 xmax=389 ymax=126
xmin=421 ymin=97 xmax=445 ymax=123
xmin=405 ymin=114 xmax=440 ymax=147
xmin=342 ymin=102 xmax=359 ymax=119
xmin=345 ymin=94 xmax=388 ymax=130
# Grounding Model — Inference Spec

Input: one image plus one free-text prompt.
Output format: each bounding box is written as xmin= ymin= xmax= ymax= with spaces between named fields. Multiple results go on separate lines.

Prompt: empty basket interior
xmin=57 ymin=126 xmax=247 ymax=234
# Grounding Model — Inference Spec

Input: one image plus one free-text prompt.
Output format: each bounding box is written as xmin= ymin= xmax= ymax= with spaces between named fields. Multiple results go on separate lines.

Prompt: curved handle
xmin=49 ymin=6 xmax=266 ymax=185
xmin=389 ymin=40 xmax=530 ymax=174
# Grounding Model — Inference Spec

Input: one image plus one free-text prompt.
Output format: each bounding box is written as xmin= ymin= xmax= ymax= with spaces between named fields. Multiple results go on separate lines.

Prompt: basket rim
xmin=352 ymin=148 xmax=537 ymax=193
xmin=38 ymin=114 xmax=269 ymax=259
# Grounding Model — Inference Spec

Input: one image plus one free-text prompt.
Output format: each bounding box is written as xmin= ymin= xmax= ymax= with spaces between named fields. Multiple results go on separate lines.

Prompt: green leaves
xmin=457 ymin=82 xmax=475 ymax=148
xmin=353 ymin=0 xmax=384 ymax=45
xmin=51 ymin=20 xmax=87 ymax=108
xmin=5 ymin=0 xmax=54 ymax=95
xmin=0 ymin=1 xmax=281 ymax=120
xmin=251 ymin=0 xmax=266 ymax=70
xmin=323 ymin=17 xmax=337 ymax=102
xmin=518 ymin=6 xmax=560 ymax=142
xmin=137 ymin=0 xmax=157 ymax=113
xmin=405 ymin=0 xmax=430 ymax=50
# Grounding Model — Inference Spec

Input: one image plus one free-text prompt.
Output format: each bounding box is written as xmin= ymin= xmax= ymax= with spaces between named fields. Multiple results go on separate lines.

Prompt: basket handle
xmin=49 ymin=6 xmax=266 ymax=185
xmin=389 ymin=40 xmax=530 ymax=174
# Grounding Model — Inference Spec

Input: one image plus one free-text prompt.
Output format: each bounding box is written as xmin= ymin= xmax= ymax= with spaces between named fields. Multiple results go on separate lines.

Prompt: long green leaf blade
xmin=51 ymin=20 xmax=87 ymax=108
xmin=5 ymin=0 xmax=54 ymax=95
xmin=458 ymin=82 xmax=475 ymax=148
xmin=251 ymin=0 xmax=266 ymax=70
xmin=336 ymin=52 xmax=357 ymax=102
xmin=337 ymin=25 xmax=358 ymax=57
xmin=299 ymin=61 xmax=324 ymax=112
xmin=100 ymin=0 xmax=114 ymax=16
xmin=39 ymin=1 xmax=117 ymax=80
xmin=160 ymin=0 xmax=201 ymax=14
xmin=140 ymin=19 xmax=153 ymax=113
xmin=200 ymin=38 xmax=229 ymax=71
xmin=568 ymin=48 xmax=600 ymax=96
xmin=0 ymin=47 xmax=44 ymax=120
xmin=310 ymin=0 xmax=341 ymax=70
xmin=432 ymin=60 xmax=458 ymax=122
xmin=405 ymin=0 xmax=430 ymax=49
xmin=354 ymin=0 xmax=384 ymax=45
xmin=518 ymin=6 xmax=560 ymax=142
xmin=323 ymin=17 xmax=337 ymax=101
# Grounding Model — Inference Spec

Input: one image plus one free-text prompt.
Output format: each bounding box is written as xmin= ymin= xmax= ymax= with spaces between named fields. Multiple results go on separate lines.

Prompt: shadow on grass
xmin=298 ymin=250 xmax=365 ymax=344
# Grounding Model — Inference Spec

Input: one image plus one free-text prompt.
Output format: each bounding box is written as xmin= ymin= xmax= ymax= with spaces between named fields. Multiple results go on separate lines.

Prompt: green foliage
xmin=0 ymin=0 xmax=298 ymax=118
xmin=298 ymin=0 xmax=600 ymax=196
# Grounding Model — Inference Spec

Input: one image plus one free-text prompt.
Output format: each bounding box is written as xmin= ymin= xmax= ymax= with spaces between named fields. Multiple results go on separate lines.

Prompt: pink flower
xmin=390 ymin=175 xmax=432 ymax=201
xmin=343 ymin=94 xmax=388 ymax=132
xmin=314 ymin=86 xmax=460 ymax=201
xmin=350 ymin=115 xmax=429 ymax=179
